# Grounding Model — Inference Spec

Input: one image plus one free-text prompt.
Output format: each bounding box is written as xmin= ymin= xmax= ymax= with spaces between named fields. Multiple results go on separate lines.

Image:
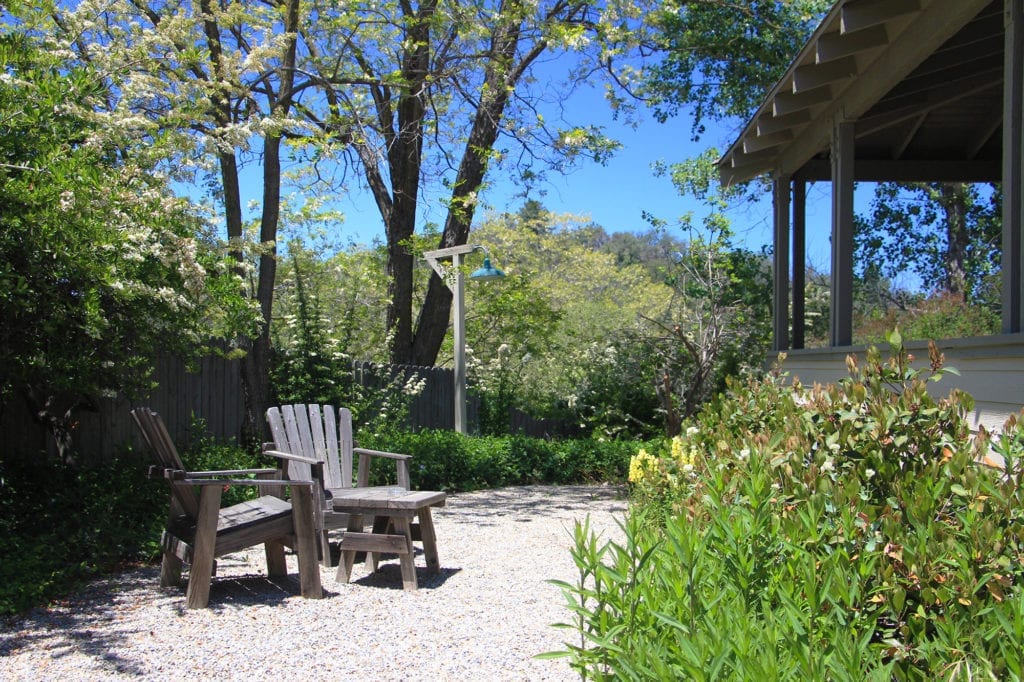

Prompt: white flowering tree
xmin=11 ymin=0 xmax=333 ymax=440
xmin=0 ymin=33 xmax=254 ymax=458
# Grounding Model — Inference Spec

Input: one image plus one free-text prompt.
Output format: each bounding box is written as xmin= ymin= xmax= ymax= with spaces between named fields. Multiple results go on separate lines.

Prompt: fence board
xmin=1 ymin=355 xmax=572 ymax=462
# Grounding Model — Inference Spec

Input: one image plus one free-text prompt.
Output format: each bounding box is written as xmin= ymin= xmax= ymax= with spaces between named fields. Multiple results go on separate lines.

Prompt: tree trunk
xmin=410 ymin=19 xmax=542 ymax=366
xmin=384 ymin=1 xmax=433 ymax=364
xmin=937 ymin=182 xmax=969 ymax=301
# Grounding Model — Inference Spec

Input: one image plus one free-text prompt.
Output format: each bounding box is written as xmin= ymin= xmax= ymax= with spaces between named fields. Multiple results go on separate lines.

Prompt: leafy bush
xmin=0 ymin=425 xmax=265 ymax=616
xmin=356 ymin=430 xmax=635 ymax=492
xmin=0 ymin=452 xmax=165 ymax=616
xmin=550 ymin=333 xmax=1024 ymax=679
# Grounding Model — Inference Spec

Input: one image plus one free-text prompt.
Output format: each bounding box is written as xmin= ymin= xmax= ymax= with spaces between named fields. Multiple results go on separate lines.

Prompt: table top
xmin=327 ymin=486 xmax=447 ymax=510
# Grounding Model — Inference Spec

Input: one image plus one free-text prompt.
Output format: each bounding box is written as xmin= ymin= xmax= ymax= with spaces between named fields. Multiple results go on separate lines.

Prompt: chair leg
xmin=366 ymin=515 xmax=390 ymax=572
xmin=186 ymin=485 xmax=221 ymax=609
xmin=159 ymin=530 xmax=185 ymax=587
xmin=319 ymin=529 xmax=333 ymax=569
xmin=336 ymin=513 xmax=363 ymax=584
xmin=265 ymin=540 xmax=287 ymax=577
xmin=290 ymin=485 xmax=323 ymax=600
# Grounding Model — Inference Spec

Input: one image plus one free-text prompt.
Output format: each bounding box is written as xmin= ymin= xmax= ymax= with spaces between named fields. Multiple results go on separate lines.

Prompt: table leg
xmin=391 ymin=516 xmax=417 ymax=590
xmin=366 ymin=515 xmax=390 ymax=572
xmin=418 ymin=507 xmax=440 ymax=575
xmin=336 ymin=512 xmax=364 ymax=584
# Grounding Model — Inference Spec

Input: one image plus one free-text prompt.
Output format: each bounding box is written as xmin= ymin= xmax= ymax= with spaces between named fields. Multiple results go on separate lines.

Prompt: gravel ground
xmin=1 ymin=484 xmax=628 ymax=681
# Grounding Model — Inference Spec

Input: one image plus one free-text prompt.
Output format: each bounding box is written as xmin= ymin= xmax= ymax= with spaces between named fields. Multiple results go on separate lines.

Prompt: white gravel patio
xmin=0 ymin=485 xmax=628 ymax=681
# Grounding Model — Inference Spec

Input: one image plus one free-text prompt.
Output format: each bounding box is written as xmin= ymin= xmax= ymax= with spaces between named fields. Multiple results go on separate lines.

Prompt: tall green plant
xmin=549 ymin=333 xmax=1024 ymax=679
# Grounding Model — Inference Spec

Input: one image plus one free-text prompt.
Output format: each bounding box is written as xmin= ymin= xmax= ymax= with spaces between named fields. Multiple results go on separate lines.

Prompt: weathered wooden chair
xmin=265 ymin=404 xmax=446 ymax=590
xmin=131 ymin=407 xmax=322 ymax=609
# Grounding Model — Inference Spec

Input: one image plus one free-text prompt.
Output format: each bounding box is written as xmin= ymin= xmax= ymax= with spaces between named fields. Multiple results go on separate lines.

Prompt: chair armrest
xmin=150 ymin=466 xmax=283 ymax=480
xmin=167 ymin=470 xmax=315 ymax=488
xmin=354 ymin=449 xmax=411 ymax=489
xmin=353 ymin=447 xmax=412 ymax=461
xmin=262 ymin=448 xmax=320 ymax=465
xmin=188 ymin=468 xmax=281 ymax=477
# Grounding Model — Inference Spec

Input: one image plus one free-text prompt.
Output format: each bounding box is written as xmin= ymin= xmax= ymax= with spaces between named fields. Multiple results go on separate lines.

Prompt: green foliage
xmin=645 ymin=0 xmax=831 ymax=134
xmin=357 ymin=430 xmax=636 ymax=493
xmin=639 ymin=233 xmax=773 ymax=433
xmin=0 ymin=422 xmax=274 ymax=616
xmin=550 ymin=334 xmax=1024 ymax=679
xmin=856 ymin=291 xmax=1001 ymax=346
xmin=0 ymin=452 xmax=165 ymax=616
xmin=855 ymin=183 xmax=1002 ymax=305
xmin=0 ymin=31 xmax=256 ymax=453
xmin=180 ymin=420 xmax=263 ymax=507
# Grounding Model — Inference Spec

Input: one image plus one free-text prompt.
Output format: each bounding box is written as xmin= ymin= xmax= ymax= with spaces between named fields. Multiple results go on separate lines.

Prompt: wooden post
xmin=793 ymin=179 xmax=807 ymax=349
xmin=773 ymin=176 xmax=791 ymax=351
xmin=830 ymin=120 xmax=855 ymax=347
xmin=1004 ymin=0 xmax=1024 ymax=333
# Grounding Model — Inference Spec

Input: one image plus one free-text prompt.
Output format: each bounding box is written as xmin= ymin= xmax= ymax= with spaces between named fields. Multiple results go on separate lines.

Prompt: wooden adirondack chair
xmin=131 ymin=407 xmax=322 ymax=609
xmin=265 ymin=404 xmax=445 ymax=590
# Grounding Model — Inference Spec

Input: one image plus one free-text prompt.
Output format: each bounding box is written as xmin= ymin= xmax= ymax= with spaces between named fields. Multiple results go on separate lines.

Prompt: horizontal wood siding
xmin=778 ymin=334 xmax=1024 ymax=433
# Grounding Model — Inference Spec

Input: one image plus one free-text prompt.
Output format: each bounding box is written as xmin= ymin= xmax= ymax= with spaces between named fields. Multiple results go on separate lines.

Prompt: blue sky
xmin=326 ymin=83 xmax=840 ymax=275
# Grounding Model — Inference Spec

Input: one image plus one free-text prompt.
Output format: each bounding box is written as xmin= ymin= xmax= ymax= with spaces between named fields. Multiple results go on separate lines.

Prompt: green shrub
xmin=0 ymin=423 xmax=264 ymax=616
xmin=550 ymin=333 xmax=1024 ymax=679
xmin=0 ymin=452 xmax=165 ymax=616
xmin=356 ymin=430 xmax=635 ymax=492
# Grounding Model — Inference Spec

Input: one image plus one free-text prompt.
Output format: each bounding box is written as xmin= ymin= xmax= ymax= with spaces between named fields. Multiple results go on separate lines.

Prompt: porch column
xmin=793 ymin=179 xmax=807 ymax=350
xmin=773 ymin=176 xmax=791 ymax=351
xmin=1004 ymin=0 xmax=1024 ymax=333
xmin=830 ymin=120 xmax=855 ymax=347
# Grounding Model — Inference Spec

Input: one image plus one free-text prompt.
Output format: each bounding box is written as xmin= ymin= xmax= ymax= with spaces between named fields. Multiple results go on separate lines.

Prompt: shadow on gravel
xmin=349 ymin=565 xmax=462 ymax=591
xmin=0 ymin=555 xmax=328 ymax=675
xmin=0 ymin=566 xmax=157 ymax=677
xmin=439 ymin=485 xmax=629 ymax=527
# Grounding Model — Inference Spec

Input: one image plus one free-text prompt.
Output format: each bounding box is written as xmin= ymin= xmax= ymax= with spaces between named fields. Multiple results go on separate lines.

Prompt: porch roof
xmin=718 ymin=0 xmax=1003 ymax=187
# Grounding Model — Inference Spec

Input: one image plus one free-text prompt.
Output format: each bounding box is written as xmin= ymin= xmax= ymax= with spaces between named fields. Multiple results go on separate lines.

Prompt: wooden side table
xmin=330 ymin=487 xmax=447 ymax=590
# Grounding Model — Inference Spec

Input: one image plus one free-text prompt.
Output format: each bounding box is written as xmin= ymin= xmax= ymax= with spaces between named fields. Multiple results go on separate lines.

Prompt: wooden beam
xmin=831 ymin=121 xmax=855 ymax=348
xmin=777 ymin=0 xmax=993 ymax=180
xmin=884 ymin=57 xmax=1003 ymax=103
xmin=1003 ymin=0 xmax=1024 ymax=333
xmin=816 ymin=24 xmax=889 ymax=63
xmin=773 ymin=177 xmax=791 ymax=351
xmin=792 ymin=180 xmax=807 ymax=350
xmin=793 ymin=56 xmax=859 ymax=93
xmin=965 ymin=106 xmax=1004 ymax=159
xmin=795 ymin=158 xmax=1003 ymax=182
xmin=912 ymin=36 xmax=1004 ymax=79
xmin=730 ymin=148 xmax=777 ymax=169
xmin=756 ymin=109 xmax=812 ymax=136
xmin=892 ymin=112 xmax=927 ymax=160
xmin=744 ymin=129 xmax=794 ymax=154
xmin=937 ymin=7 xmax=1006 ymax=52
xmin=773 ymin=85 xmax=833 ymax=116
xmin=842 ymin=0 xmax=922 ymax=33
xmin=857 ymin=74 xmax=1003 ymax=137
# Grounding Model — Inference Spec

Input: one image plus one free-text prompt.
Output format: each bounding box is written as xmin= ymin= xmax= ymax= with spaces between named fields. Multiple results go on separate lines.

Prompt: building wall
xmin=776 ymin=334 xmax=1024 ymax=434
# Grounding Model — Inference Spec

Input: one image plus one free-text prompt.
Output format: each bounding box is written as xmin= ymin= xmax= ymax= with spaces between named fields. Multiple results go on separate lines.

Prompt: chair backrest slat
xmin=266 ymin=404 xmax=371 ymax=492
xmin=338 ymin=407 xmax=355 ymax=489
xmin=320 ymin=406 xmax=345 ymax=489
xmin=130 ymin=408 xmax=200 ymax=520
xmin=270 ymin=405 xmax=312 ymax=482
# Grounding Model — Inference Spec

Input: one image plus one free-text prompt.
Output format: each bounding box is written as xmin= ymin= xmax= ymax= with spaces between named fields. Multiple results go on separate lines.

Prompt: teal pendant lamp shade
xmin=470 ymin=256 xmax=505 ymax=281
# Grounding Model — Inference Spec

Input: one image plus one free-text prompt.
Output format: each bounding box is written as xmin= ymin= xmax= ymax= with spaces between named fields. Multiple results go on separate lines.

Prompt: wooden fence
xmin=1 ymin=355 xmax=570 ymax=461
